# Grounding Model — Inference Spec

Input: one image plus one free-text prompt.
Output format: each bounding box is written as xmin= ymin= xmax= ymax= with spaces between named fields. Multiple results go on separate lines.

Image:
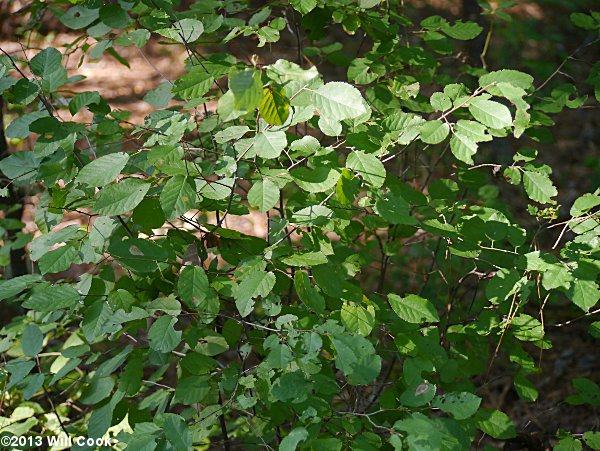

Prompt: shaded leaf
xmin=148 ymin=316 xmax=182 ymax=353
xmin=93 ymin=178 xmax=150 ymax=216
xmin=248 ymin=179 xmax=279 ymax=212
xmin=388 ymin=294 xmax=439 ymax=324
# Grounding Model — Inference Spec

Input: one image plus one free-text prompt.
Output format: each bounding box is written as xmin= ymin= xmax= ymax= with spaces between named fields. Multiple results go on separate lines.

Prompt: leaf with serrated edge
xmin=312 ymin=82 xmax=367 ymax=121
xmin=248 ymin=179 xmax=280 ymax=212
xmin=419 ymin=121 xmax=450 ymax=144
xmin=346 ymin=151 xmax=386 ymax=188
xmin=523 ymin=171 xmax=557 ymax=204
xmin=388 ymin=293 xmax=439 ymax=324
xmin=93 ymin=178 xmax=150 ymax=216
xmin=75 ymin=153 xmax=129 ymax=187
xmin=450 ymin=133 xmax=478 ymax=164
xmin=160 ymin=175 xmax=197 ymax=220
xmin=469 ymin=98 xmax=512 ymax=129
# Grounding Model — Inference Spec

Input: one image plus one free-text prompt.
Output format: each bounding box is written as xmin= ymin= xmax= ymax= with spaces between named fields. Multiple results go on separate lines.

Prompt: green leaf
xmin=454 ymin=119 xmax=492 ymax=142
xmin=69 ymin=91 xmax=102 ymax=115
xmin=234 ymin=271 xmax=276 ymax=317
xmin=332 ymin=334 xmax=381 ymax=385
xmin=248 ymin=179 xmax=280 ymax=212
xmin=570 ymin=12 xmax=597 ymax=30
xmin=163 ymin=414 xmax=193 ymax=450
xmin=514 ymin=371 xmax=538 ymax=402
xmin=132 ymin=198 xmax=166 ymax=229
xmin=290 ymin=0 xmax=317 ymax=15
xmin=156 ymin=18 xmax=204 ymax=43
xmin=177 ymin=266 xmax=210 ymax=306
xmin=419 ymin=120 xmax=450 ymax=144
xmin=555 ymin=437 xmax=583 ymax=451
xmin=294 ymin=270 xmax=325 ymax=313
xmin=30 ymin=48 xmax=67 ymax=90
xmin=107 ymin=289 xmax=136 ymax=311
xmin=479 ymin=69 xmax=534 ymax=90
xmin=570 ymin=193 xmax=600 ymax=217
xmin=291 ymin=166 xmax=341 ymax=193
xmin=214 ymin=126 xmax=250 ymax=143
xmin=99 ymin=4 xmax=129 ymax=29
xmin=280 ymin=427 xmax=309 ymax=451
xmin=21 ymin=325 xmax=43 ymax=357
xmin=312 ymin=82 xmax=367 ymax=121
xmin=172 ymin=69 xmax=214 ymax=100
xmin=450 ymin=133 xmax=478 ymax=164
xmin=441 ymin=21 xmax=483 ymax=40
xmin=432 ymin=392 xmax=481 ymax=420
xmin=317 ymin=116 xmax=342 ymax=136
xmin=144 ymin=82 xmax=173 ymax=108
xmin=394 ymin=412 xmax=470 ymax=450
xmin=88 ymin=391 xmax=124 ymax=439
xmin=346 ymin=151 xmax=386 ymax=188
xmin=12 ymin=78 xmax=40 ymax=105
xmin=292 ymin=205 xmax=334 ymax=225
xmin=476 ymin=409 xmax=517 ymax=440
xmin=82 ymin=300 xmax=112 ymax=342
xmin=116 ymin=29 xmax=150 ymax=47
xmin=5 ymin=111 xmax=48 ymax=139
xmin=6 ymin=359 xmax=35 ymax=389
xmin=522 ymin=170 xmax=557 ymax=204
xmin=485 ymin=268 xmax=521 ymax=304
xmin=341 ymin=302 xmax=375 ymax=336
xmin=93 ymin=178 xmax=150 ymax=216
xmin=174 ymin=376 xmax=211 ymax=404
xmin=430 ymin=92 xmax=452 ymax=111
xmin=336 ymin=168 xmax=359 ymax=205
xmin=119 ymin=358 xmax=143 ymax=396
xmin=271 ymin=372 xmax=309 ymax=402
xmin=0 ymin=150 xmax=40 ymax=180
xmin=254 ymin=130 xmax=287 ymax=158
xmin=348 ymin=57 xmax=382 ymax=85
xmin=197 ymin=177 xmax=234 ymax=200
xmin=567 ymin=377 xmax=600 ymax=406
xmin=374 ymin=192 xmax=415 ymax=225
xmin=30 ymin=225 xmax=79 ymax=261
xmin=23 ymin=374 xmax=45 ymax=400
xmin=60 ymin=6 xmax=99 ymax=30
xmin=0 ymin=274 xmax=42 ymax=300
xmin=388 ymin=294 xmax=439 ymax=324
xmin=160 ymin=175 xmax=197 ymax=220
xmin=229 ymin=68 xmax=263 ymax=111
xmin=38 ymin=244 xmax=78 ymax=274
xmin=468 ymin=98 xmax=512 ymax=129
xmin=584 ymin=431 xmax=600 ymax=450
xmin=569 ymin=279 xmax=599 ymax=312
xmin=96 ymin=345 xmax=132 ymax=378
xmin=81 ymin=376 xmax=115 ymax=405
xmin=23 ymin=284 xmax=79 ymax=312
xmin=282 ymin=251 xmax=328 ymax=266
xmin=266 ymin=342 xmax=293 ymax=369
xmin=510 ymin=314 xmax=543 ymax=342
xmin=148 ymin=316 xmax=182 ymax=354
xmin=259 ymin=87 xmax=290 ymax=125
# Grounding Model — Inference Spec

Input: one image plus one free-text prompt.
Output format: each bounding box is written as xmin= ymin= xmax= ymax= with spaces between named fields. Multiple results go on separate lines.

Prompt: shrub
xmin=0 ymin=1 xmax=599 ymax=449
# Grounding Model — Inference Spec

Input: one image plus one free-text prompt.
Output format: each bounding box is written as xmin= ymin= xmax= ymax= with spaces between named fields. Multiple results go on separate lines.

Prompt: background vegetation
xmin=0 ymin=0 xmax=598 ymax=449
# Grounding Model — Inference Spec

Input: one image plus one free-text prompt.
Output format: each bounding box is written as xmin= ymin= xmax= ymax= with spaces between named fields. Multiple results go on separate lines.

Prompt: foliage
xmin=0 ymin=0 xmax=599 ymax=449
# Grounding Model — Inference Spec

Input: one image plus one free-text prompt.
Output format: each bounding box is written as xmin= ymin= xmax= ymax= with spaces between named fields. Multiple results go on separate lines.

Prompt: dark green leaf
xmin=93 ymin=178 xmax=150 ymax=216
xmin=148 ymin=316 xmax=182 ymax=353
xmin=21 ymin=325 xmax=43 ymax=357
